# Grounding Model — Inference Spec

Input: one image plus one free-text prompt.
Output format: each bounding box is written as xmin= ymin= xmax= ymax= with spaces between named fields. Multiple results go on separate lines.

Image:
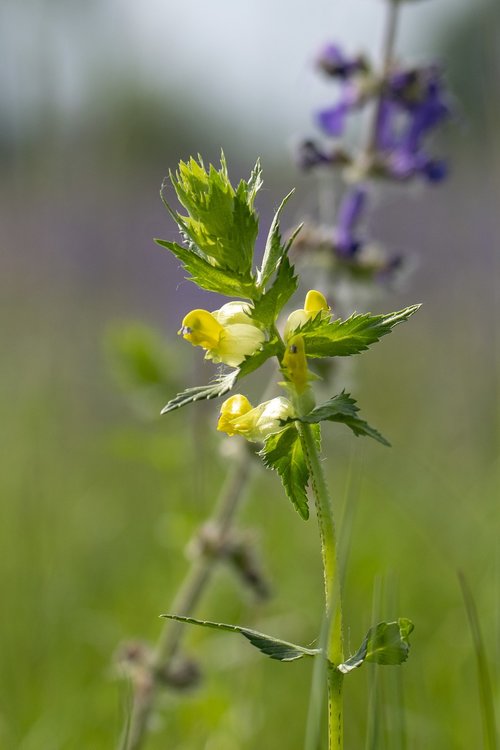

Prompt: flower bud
xmin=284 ymin=289 xmax=330 ymax=340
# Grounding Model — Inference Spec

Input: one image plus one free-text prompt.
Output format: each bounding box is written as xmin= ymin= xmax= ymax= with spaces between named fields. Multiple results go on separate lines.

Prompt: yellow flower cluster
xmin=179 ymin=290 xmax=331 ymax=439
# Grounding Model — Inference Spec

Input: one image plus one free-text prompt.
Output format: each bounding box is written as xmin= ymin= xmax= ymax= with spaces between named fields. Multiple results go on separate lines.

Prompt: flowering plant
xmin=156 ymin=154 xmax=418 ymax=749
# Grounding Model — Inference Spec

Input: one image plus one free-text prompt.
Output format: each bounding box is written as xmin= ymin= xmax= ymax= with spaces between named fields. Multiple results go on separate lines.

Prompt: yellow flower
xmin=180 ymin=301 xmax=265 ymax=367
xmin=284 ymin=289 xmax=330 ymax=340
xmin=217 ymin=395 xmax=294 ymax=442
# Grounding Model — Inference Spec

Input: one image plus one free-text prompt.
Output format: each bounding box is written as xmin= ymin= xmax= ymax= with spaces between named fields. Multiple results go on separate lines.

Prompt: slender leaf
xmin=298 ymin=305 xmax=421 ymax=358
xmin=161 ymin=370 xmax=238 ymax=414
xmin=160 ymin=614 xmax=320 ymax=662
xmin=296 ymin=392 xmax=390 ymax=446
xmin=252 ymin=256 xmax=299 ymax=328
xmin=257 ymin=190 xmax=295 ymax=289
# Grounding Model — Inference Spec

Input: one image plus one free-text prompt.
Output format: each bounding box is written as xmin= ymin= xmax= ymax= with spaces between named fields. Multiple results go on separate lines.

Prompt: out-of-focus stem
xmin=298 ymin=421 xmax=344 ymax=750
xmin=365 ymin=0 xmax=401 ymax=159
xmin=121 ymin=441 xmax=254 ymax=750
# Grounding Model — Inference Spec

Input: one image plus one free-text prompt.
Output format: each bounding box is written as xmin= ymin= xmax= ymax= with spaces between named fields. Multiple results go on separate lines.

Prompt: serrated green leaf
xmin=238 ymin=338 xmax=284 ymax=379
xmin=160 ymin=614 xmax=320 ymax=662
xmin=155 ymin=240 xmax=256 ymax=299
xmin=338 ymin=619 xmax=414 ymax=674
xmin=257 ymin=190 xmax=295 ymax=289
xmin=252 ymin=256 xmax=298 ymax=329
xmin=298 ymin=305 xmax=421 ymax=358
xmin=297 ymin=392 xmax=390 ymax=446
xmin=161 ymin=370 xmax=238 ymax=414
xmin=260 ymin=425 xmax=310 ymax=519
xmin=243 ymin=158 xmax=263 ymax=207
xmin=161 ymin=339 xmax=281 ymax=415
xmin=166 ymin=154 xmax=259 ymax=276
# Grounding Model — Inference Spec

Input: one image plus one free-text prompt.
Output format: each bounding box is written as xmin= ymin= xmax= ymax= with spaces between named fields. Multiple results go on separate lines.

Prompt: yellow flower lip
xmin=179 ymin=309 xmax=223 ymax=349
xmin=179 ymin=303 xmax=265 ymax=367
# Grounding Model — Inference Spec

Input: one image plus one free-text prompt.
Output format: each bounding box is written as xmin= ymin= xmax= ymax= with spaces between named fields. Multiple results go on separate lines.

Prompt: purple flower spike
xmin=334 ymin=187 xmax=367 ymax=257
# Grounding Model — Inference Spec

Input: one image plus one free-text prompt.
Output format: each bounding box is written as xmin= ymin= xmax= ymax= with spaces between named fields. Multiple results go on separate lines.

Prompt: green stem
xmin=298 ymin=421 xmax=344 ymax=750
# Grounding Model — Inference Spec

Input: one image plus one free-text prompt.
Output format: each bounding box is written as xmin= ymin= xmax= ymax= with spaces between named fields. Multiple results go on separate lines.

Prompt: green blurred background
xmin=1 ymin=0 xmax=500 ymax=748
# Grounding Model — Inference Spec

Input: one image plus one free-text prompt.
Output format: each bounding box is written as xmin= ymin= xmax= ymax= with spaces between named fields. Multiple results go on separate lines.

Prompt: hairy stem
xmin=298 ymin=421 xmax=344 ymax=750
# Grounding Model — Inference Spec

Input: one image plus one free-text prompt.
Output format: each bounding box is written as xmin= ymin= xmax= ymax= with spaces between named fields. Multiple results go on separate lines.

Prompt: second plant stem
xmin=298 ymin=421 xmax=344 ymax=750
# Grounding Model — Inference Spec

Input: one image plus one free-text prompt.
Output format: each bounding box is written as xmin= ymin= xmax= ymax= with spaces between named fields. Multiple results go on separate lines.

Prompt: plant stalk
xmin=298 ymin=421 xmax=344 ymax=750
xmin=365 ymin=0 xmax=401 ymax=159
xmin=121 ymin=441 xmax=254 ymax=750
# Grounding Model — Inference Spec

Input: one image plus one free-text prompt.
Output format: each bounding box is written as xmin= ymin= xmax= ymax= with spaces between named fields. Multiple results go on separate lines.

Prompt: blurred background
xmin=1 ymin=0 xmax=500 ymax=748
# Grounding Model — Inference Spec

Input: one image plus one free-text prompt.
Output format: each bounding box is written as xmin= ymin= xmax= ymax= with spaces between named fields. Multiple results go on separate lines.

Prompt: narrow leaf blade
xmin=257 ymin=190 xmax=295 ymax=289
xmin=160 ymin=614 xmax=320 ymax=662
xmin=161 ymin=370 xmax=238 ymax=414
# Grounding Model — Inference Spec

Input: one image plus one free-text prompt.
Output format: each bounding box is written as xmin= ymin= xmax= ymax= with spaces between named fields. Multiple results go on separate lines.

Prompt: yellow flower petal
xmin=180 ymin=309 xmax=223 ymax=349
xmin=304 ymin=289 xmax=329 ymax=313
xmin=218 ymin=395 xmax=294 ymax=441
xmin=215 ymin=324 xmax=266 ymax=367
xmin=217 ymin=394 xmax=253 ymax=436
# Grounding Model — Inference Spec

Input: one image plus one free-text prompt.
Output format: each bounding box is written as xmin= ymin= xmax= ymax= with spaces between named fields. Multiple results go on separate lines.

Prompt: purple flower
xmin=316 ymin=82 xmax=360 ymax=137
xmin=316 ymin=43 xmax=367 ymax=79
xmin=334 ymin=187 xmax=367 ymax=257
xmin=375 ymin=67 xmax=451 ymax=183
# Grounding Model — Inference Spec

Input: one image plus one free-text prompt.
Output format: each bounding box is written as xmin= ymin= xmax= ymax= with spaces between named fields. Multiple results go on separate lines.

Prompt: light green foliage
xmin=160 ymin=614 xmax=321 ymax=662
xmin=256 ymin=190 xmax=296 ymax=289
xmin=259 ymin=425 xmax=311 ymax=520
xmin=338 ymin=619 xmax=414 ymax=674
xmin=169 ymin=155 xmax=258 ymax=276
xmin=296 ymin=391 xmax=390 ymax=446
xmin=252 ymin=256 xmax=298 ymax=329
xmin=155 ymin=239 xmax=257 ymax=298
xmin=298 ymin=305 xmax=421 ymax=358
